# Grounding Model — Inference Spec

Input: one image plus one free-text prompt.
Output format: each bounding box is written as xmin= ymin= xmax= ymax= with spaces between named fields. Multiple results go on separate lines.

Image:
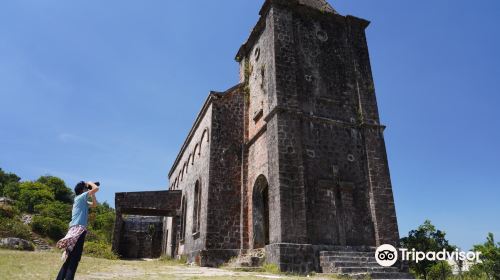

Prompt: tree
xmin=0 ymin=168 xmax=21 ymax=197
xmin=88 ymin=202 xmax=115 ymax=243
xmin=17 ymin=181 xmax=54 ymax=213
xmin=34 ymin=201 xmax=72 ymax=223
xmin=427 ymin=261 xmax=453 ymax=280
xmin=400 ymin=220 xmax=456 ymax=280
xmin=3 ymin=181 xmax=21 ymax=200
xmin=471 ymin=233 xmax=500 ymax=280
xmin=36 ymin=176 xmax=73 ymax=204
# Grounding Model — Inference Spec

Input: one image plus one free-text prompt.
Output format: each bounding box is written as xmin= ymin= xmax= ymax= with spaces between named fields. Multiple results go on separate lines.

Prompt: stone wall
xmin=116 ymin=0 xmax=402 ymax=273
xmin=236 ymin=0 xmax=400 ymax=272
xmin=119 ymin=216 xmax=163 ymax=259
xmin=112 ymin=190 xmax=181 ymax=255
xmin=167 ymin=97 xmax=213 ymax=260
xmin=202 ymin=86 xmax=245 ymax=266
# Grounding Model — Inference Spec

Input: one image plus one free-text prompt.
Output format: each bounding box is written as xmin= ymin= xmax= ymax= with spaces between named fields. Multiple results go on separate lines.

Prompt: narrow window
xmin=180 ymin=196 xmax=187 ymax=241
xmin=192 ymin=181 xmax=202 ymax=234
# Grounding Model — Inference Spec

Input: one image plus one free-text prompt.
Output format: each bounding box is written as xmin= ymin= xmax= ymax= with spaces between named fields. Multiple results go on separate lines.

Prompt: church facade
xmin=113 ymin=0 xmax=403 ymax=274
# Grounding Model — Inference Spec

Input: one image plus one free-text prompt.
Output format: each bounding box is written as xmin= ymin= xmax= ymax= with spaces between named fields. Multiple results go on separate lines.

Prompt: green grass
xmin=0 ymin=249 xmax=352 ymax=280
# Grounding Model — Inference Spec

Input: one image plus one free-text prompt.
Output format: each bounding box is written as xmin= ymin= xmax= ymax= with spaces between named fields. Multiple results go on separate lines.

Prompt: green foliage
xmin=0 ymin=168 xmax=21 ymax=197
xmin=0 ymin=204 xmax=19 ymax=218
xmin=400 ymin=220 xmax=456 ymax=280
xmin=0 ymin=217 xmax=31 ymax=240
xmin=460 ymin=268 xmax=489 ymax=280
xmin=2 ymin=182 xmax=20 ymax=200
xmin=471 ymin=233 xmax=500 ymax=280
xmin=263 ymin=263 xmax=281 ymax=274
xmin=1 ymin=167 xmax=117 ymax=261
xmin=31 ymin=215 xmax=67 ymax=240
xmin=84 ymin=241 xmax=118 ymax=260
xmin=34 ymin=201 xmax=72 ymax=223
xmin=427 ymin=261 xmax=452 ymax=280
xmin=87 ymin=202 xmax=115 ymax=243
xmin=36 ymin=176 xmax=73 ymax=204
xmin=17 ymin=182 xmax=54 ymax=213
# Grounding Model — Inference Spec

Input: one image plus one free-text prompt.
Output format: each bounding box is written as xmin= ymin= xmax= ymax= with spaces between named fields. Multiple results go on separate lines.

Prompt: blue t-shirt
xmin=69 ymin=192 xmax=89 ymax=227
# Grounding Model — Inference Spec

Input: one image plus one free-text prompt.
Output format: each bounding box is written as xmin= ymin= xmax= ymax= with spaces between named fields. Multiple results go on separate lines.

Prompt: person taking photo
xmin=55 ymin=181 xmax=99 ymax=280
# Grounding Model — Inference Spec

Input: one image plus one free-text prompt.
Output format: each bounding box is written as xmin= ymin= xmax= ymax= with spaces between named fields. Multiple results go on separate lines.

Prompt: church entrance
xmin=252 ymin=175 xmax=270 ymax=249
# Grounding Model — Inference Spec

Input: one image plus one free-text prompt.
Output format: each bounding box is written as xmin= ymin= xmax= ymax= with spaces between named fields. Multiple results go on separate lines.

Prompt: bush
xmin=0 ymin=204 xmax=19 ymax=218
xmin=3 ymin=182 xmax=20 ymax=200
xmin=84 ymin=241 xmax=118 ymax=260
xmin=455 ymin=270 xmax=489 ymax=280
xmin=0 ymin=217 xmax=31 ymax=240
xmin=31 ymin=216 xmax=67 ymax=241
xmin=34 ymin=201 xmax=71 ymax=222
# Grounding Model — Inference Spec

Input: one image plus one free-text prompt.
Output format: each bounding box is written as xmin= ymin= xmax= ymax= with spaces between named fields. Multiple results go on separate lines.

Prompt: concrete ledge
xmin=199 ymin=249 xmax=240 ymax=267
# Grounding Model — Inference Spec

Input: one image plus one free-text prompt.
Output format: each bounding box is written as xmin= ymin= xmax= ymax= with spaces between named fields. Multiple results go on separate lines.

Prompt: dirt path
xmin=0 ymin=249 xmax=332 ymax=280
xmin=78 ymin=262 xmax=303 ymax=280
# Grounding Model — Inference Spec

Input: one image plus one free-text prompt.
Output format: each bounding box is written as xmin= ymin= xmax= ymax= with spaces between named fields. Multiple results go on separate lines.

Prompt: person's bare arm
xmin=88 ymin=194 xmax=98 ymax=208
xmin=86 ymin=181 xmax=100 ymax=196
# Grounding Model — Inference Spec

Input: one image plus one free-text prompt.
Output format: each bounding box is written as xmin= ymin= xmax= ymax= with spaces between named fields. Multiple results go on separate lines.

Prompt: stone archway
xmin=252 ymin=175 xmax=270 ymax=249
xmin=112 ymin=190 xmax=182 ymax=258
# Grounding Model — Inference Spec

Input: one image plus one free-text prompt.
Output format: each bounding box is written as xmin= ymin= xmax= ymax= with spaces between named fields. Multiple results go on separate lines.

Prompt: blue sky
xmin=0 ymin=0 xmax=498 ymax=250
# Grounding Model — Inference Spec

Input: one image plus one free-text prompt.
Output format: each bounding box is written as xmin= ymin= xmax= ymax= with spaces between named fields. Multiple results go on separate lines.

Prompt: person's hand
xmin=86 ymin=181 xmax=100 ymax=195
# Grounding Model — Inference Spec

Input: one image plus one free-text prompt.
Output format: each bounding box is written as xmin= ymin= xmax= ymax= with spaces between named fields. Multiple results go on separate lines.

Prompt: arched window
xmin=192 ymin=180 xmax=202 ymax=234
xmin=180 ymin=196 xmax=187 ymax=241
xmin=199 ymin=128 xmax=209 ymax=155
xmin=252 ymin=175 xmax=270 ymax=249
xmin=191 ymin=144 xmax=200 ymax=164
xmin=201 ymin=128 xmax=209 ymax=144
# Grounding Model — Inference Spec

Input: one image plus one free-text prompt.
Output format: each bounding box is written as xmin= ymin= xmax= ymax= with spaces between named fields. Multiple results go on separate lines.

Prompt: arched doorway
xmin=252 ymin=175 xmax=270 ymax=249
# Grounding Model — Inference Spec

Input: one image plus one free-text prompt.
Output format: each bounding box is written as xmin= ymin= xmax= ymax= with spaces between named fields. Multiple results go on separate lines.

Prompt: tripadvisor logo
xmin=375 ymin=244 xmax=399 ymax=267
xmin=375 ymin=244 xmax=482 ymax=267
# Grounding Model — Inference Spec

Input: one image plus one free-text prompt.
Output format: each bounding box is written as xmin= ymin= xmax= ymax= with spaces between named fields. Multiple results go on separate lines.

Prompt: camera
xmin=87 ymin=181 xmax=100 ymax=190
xmin=377 ymin=250 xmax=396 ymax=261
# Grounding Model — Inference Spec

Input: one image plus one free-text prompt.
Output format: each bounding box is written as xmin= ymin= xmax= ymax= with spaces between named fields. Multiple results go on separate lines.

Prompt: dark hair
xmin=74 ymin=181 xmax=87 ymax=196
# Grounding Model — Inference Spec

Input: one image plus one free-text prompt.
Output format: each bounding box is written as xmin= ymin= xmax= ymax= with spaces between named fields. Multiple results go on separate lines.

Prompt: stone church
xmin=113 ymin=0 xmax=409 ymax=277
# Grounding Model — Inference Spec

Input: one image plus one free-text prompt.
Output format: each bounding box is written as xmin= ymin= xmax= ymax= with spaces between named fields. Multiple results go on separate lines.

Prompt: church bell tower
xmin=237 ymin=0 xmax=400 ymax=273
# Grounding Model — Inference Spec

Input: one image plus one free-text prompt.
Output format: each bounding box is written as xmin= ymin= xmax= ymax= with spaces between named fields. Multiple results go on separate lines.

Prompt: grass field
xmin=0 ymin=249 xmax=340 ymax=280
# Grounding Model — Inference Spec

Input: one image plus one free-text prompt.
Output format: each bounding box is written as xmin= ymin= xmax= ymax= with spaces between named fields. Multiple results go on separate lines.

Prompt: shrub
xmin=263 ymin=263 xmax=281 ymax=274
xmin=84 ymin=241 xmax=118 ymax=260
xmin=31 ymin=216 xmax=67 ymax=241
xmin=0 ymin=204 xmax=19 ymax=218
xmin=3 ymin=182 xmax=20 ymax=200
xmin=34 ymin=201 xmax=71 ymax=222
xmin=0 ymin=217 xmax=31 ymax=240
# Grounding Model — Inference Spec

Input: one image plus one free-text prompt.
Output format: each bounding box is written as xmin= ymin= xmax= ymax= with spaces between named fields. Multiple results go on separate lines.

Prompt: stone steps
xmin=31 ymin=233 xmax=53 ymax=251
xmin=319 ymin=248 xmax=414 ymax=279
